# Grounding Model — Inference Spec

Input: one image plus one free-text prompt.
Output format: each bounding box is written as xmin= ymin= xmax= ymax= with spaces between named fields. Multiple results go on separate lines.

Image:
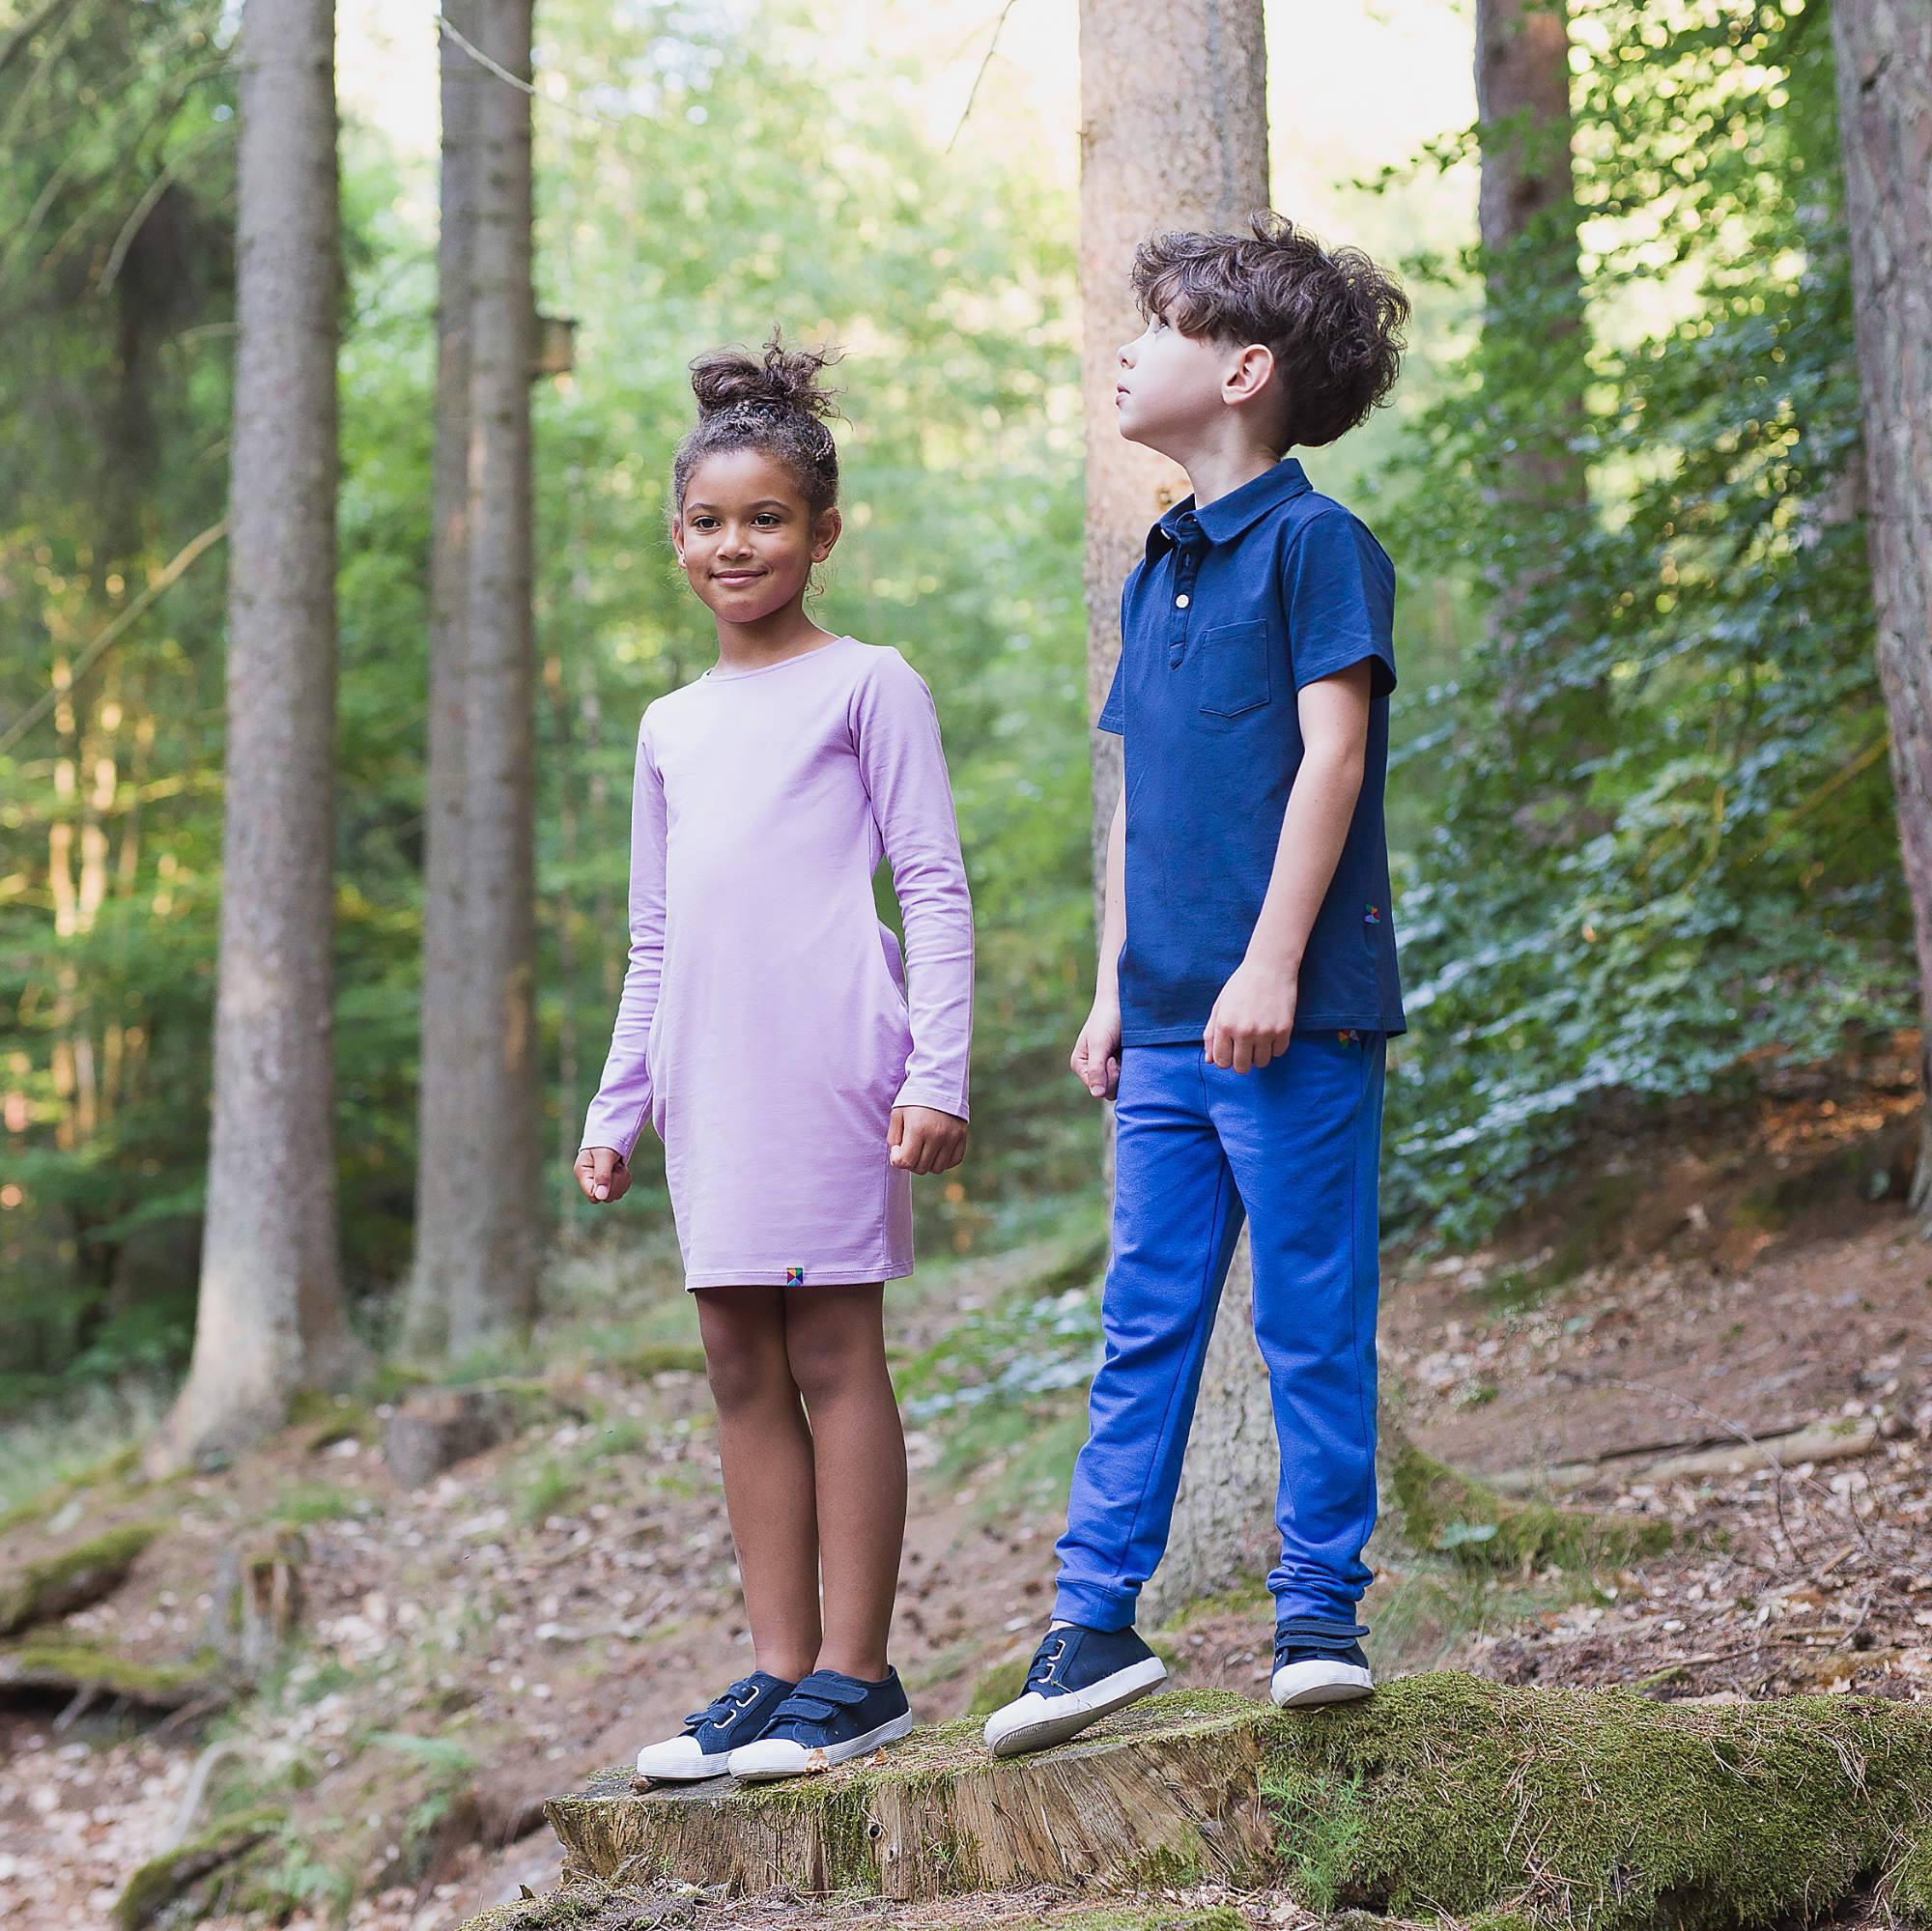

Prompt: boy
xmin=985 ymin=214 xmax=1409 ymax=1756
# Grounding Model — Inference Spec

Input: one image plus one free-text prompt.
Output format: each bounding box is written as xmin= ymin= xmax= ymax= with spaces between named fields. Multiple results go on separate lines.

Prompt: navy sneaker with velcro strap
xmin=726 ymin=1665 xmax=913 ymax=1780
xmin=1270 ymin=1614 xmax=1374 ymax=1707
xmin=981 ymin=1622 xmax=1168 ymax=1759
xmin=634 ymin=1669 xmax=795 ymax=1781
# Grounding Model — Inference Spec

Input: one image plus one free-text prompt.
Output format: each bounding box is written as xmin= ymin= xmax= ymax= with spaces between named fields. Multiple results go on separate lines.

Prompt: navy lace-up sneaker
xmin=1270 ymin=1615 xmax=1374 ymax=1707
xmin=726 ymin=1666 xmax=913 ymax=1780
xmin=634 ymin=1670 xmax=795 ymax=1781
xmin=981 ymin=1623 xmax=1168 ymax=1759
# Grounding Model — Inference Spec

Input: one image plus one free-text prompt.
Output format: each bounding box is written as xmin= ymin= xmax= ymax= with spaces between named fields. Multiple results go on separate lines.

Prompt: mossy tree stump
xmin=548 ymin=1693 xmax=1277 ymax=1902
xmin=544 ymin=1678 xmax=1932 ymax=1926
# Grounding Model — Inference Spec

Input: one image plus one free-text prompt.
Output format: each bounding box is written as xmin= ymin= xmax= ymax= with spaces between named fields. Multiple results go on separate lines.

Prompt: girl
xmin=574 ymin=338 xmax=973 ymax=1783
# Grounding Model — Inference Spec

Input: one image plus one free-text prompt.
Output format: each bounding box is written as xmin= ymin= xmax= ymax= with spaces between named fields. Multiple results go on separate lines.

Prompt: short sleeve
xmin=1097 ymin=653 xmax=1125 ymax=735
xmin=1284 ymin=510 xmax=1397 ymax=699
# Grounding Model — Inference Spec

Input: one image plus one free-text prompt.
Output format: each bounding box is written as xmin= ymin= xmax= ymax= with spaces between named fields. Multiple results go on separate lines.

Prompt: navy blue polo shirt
xmin=1098 ymin=456 xmax=1406 ymax=1043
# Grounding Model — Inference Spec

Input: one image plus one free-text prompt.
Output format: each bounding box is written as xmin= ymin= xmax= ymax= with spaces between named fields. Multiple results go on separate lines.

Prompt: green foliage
xmin=1388 ymin=1441 xmax=1672 ymax=1575
xmin=2 ymin=0 xmax=1095 ymax=1378
xmin=1383 ymin=0 xmax=1906 ymax=1241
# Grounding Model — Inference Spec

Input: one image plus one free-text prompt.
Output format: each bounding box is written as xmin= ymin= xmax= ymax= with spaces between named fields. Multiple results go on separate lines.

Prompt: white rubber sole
xmin=727 ymin=1710 xmax=914 ymax=1781
xmin=1270 ymin=1658 xmax=1374 ymax=1708
xmin=634 ymin=1734 xmax=735 ymax=1781
xmin=982 ymin=1655 xmax=1168 ymax=1759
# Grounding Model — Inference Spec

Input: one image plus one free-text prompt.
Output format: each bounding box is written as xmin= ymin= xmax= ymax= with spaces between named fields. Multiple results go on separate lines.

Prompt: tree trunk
xmin=401 ymin=0 xmax=483 ymax=1358
xmin=152 ymin=0 xmax=354 ymax=1471
xmin=1077 ymin=0 xmax=1271 ymax=1622
xmin=1473 ymin=0 xmax=1590 ymax=696
xmin=1830 ymin=0 xmax=1932 ymax=1225
xmin=446 ymin=0 xmax=540 ymax=1352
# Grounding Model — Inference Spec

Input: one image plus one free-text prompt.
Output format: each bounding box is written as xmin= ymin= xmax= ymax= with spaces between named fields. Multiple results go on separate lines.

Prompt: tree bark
xmin=1473 ymin=0 xmax=1590 ymax=694
xmin=446 ymin=0 xmax=540 ymax=1352
xmin=1077 ymin=0 xmax=1271 ymax=1623
xmin=1830 ymin=0 xmax=1932 ymax=1224
xmin=152 ymin=0 xmax=354 ymax=1470
xmin=402 ymin=0 xmax=484 ymax=1358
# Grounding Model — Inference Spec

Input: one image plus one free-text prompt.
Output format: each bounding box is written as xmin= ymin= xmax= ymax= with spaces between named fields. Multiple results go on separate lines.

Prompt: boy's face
xmin=1115 ymin=310 xmax=1276 ymax=460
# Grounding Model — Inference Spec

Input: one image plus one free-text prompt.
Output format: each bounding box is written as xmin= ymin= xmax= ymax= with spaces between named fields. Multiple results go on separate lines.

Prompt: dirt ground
xmin=2 ymin=1077 xmax=1927 ymax=1931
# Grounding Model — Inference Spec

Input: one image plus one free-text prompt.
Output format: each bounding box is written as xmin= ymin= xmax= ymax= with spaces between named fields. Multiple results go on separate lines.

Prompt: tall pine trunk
xmin=402 ymin=1 xmax=483 ymax=1357
xmin=153 ymin=0 xmax=354 ymax=1469
xmin=447 ymin=0 xmax=540 ymax=1352
xmin=1473 ymin=0 xmax=1589 ymax=697
xmin=1831 ymin=0 xmax=1932 ymax=1224
xmin=1077 ymin=0 xmax=1271 ymax=1625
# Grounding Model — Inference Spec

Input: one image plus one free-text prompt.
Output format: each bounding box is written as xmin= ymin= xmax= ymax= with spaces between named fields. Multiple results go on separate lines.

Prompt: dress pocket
xmin=1198 ymin=620 xmax=1271 ymax=718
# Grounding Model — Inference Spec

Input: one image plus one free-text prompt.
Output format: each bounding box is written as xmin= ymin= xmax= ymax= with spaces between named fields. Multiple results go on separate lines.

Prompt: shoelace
xmin=1024 ymin=1633 xmax=1070 ymax=1691
xmin=765 ymin=1671 xmax=871 ymax=1732
xmin=684 ymin=1674 xmax=768 ymax=1732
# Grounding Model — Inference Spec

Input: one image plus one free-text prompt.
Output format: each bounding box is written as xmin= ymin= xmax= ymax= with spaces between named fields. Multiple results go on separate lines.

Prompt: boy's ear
xmin=812 ymin=506 xmax=842 ymax=562
xmin=1222 ymin=341 xmax=1277 ymax=410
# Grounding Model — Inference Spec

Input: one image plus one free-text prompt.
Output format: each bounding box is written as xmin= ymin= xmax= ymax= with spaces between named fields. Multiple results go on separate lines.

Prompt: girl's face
xmin=673 ymin=447 xmax=840 ymax=625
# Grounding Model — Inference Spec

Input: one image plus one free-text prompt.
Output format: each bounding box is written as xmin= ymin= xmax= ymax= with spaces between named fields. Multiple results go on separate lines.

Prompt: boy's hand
xmin=1070 ymin=998 xmax=1122 ymax=1100
xmin=1204 ymin=958 xmax=1296 ymax=1072
xmin=890 ymin=1106 xmax=969 ymax=1175
xmin=574 ymin=1145 xmax=631 ymax=1204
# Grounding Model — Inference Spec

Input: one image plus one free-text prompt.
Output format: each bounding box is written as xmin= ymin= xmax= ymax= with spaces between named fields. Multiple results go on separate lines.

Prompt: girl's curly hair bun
xmin=689 ymin=336 xmax=840 ymax=423
xmin=671 ymin=331 xmax=844 ymax=522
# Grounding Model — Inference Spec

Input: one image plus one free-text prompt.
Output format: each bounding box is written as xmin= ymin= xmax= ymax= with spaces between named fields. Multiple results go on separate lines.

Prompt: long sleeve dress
xmin=580 ymin=636 xmax=975 ymax=1291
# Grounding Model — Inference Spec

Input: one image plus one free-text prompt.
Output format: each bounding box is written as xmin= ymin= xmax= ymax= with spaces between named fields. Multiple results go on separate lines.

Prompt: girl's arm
xmin=581 ymin=719 xmax=668 ymax=1162
xmin=852 ymin=651 xmax=975 ymax=1122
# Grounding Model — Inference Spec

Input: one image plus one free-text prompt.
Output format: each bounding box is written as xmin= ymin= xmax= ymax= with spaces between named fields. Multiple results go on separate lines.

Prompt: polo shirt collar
xmin=1146 ymin=456 xmax=1312 ymax=559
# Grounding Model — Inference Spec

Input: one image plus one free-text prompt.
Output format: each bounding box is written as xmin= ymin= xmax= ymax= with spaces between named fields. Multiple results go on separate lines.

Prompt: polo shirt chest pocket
xmin=1197 ymin=619 xmax=1272 ymax=719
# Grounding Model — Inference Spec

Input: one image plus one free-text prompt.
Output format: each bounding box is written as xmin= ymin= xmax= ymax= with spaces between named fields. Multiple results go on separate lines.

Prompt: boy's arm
xmin=1203 ymin=662 xmax=1372 ymax=1071
xmin=1072 ymin=786 xmax=1126 ymax=1098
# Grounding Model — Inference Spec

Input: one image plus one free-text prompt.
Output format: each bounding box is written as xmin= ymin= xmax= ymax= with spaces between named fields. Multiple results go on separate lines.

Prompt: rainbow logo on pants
xmin=785 ymin=1265 xmax=806 ymax=1285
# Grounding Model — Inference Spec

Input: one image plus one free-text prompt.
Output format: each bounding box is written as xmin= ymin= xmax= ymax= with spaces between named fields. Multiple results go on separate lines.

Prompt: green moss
xmin=1 ymin=1636 xmax=223 ymax=1706
xmin=114 ymin=1805 xmax=284 ymax=1929
xmin=0 ymin=1519 xmax=164 ymax=1634
xmin=1389 ymin=1443 xmax=1673 ymax=1574
xmin=1259 ymin=1671 xmax=1932 ymax=1930
xmin=1893 ymin=1831 xmax=1932 ymax=1926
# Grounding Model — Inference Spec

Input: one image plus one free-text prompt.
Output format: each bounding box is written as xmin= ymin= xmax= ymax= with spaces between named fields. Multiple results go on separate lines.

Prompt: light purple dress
xmin=581 ymin=636 xmax=975 ymax=1291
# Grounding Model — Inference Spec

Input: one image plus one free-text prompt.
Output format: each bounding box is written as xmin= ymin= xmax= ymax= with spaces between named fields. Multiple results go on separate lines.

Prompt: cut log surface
xmin=547 ymin=1691 xmax=1277 ymax=1903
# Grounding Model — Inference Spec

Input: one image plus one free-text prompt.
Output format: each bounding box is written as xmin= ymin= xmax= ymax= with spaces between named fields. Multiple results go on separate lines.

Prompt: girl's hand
xmin=1070 ymin=997 xmax=1122 ymax=1100
xmin=889 ymin=1106 xmax=968 ymax=1176
xmin=574 ymin=1145 xmax=631 ymax=1204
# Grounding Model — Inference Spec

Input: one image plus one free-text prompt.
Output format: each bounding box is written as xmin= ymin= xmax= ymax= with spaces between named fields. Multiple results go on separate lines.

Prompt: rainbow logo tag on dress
xmin=785 ymin=1265 xmax=806 ymax=1285
xmin=1364 ymin=903 xmax=1381 ymax=924
xmin=1337 ymin=1029 xmax=1360 ymax=1045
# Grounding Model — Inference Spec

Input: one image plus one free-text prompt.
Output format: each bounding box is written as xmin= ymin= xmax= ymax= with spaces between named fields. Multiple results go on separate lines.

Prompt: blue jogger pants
xmin=1052 ymin=1032 xmax=1385 ymax=1632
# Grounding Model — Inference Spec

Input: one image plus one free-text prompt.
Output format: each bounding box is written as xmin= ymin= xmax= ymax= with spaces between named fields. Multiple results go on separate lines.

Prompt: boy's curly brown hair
xmin=1130 ymin=212 xmax=1409 ymax=449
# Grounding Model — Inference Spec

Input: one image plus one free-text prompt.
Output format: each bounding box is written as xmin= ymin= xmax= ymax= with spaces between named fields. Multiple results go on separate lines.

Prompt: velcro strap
xmin=1276 ymin=1614 xmax=1370 ymax=1650
xmin=774 ymin=1672 xmax=869 ymax=1719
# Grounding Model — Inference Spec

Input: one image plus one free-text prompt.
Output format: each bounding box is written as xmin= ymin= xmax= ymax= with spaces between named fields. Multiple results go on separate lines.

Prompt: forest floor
xmin=2 ymin=1061 xmax=1929 ymax=1931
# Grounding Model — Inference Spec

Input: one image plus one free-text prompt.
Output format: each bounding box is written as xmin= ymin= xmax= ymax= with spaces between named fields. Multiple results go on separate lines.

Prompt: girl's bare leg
xmin=695 ymin=1285 xmax=820 ymax=1682
xmin=781 ymin=1282 xmax=905 ymax=1681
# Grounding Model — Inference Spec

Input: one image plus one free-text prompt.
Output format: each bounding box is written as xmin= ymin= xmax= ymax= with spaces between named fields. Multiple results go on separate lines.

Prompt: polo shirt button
xmin=1175 ymin=594 xmax=1189 ymax=609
